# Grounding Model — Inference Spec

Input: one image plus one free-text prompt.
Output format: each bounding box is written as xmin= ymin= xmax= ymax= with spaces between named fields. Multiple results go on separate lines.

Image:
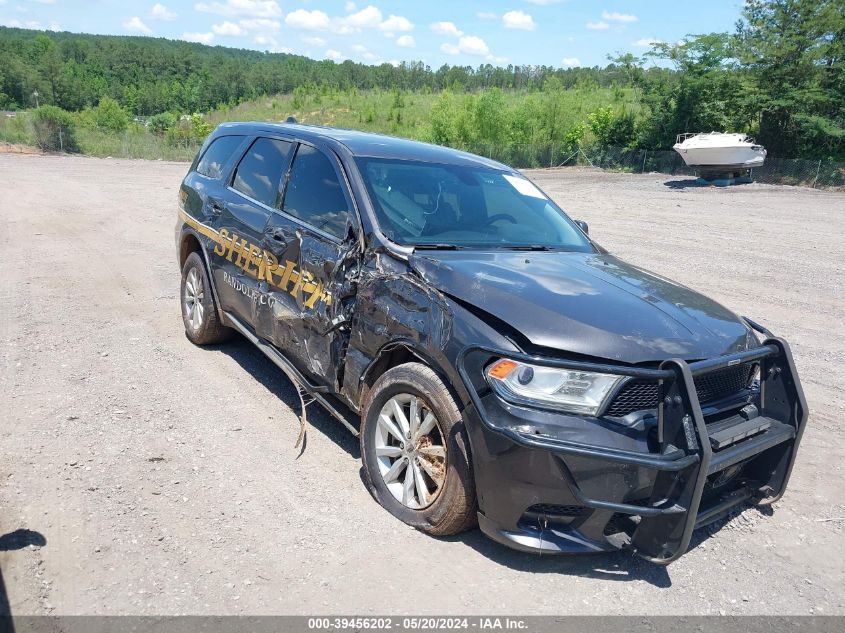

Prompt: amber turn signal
xmin=488 ymin=359 xmax=518 ymax=380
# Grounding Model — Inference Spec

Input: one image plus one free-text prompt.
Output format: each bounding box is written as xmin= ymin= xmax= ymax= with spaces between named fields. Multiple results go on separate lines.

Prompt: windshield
xmin=356 ymin=157 xmax=594 ymax=252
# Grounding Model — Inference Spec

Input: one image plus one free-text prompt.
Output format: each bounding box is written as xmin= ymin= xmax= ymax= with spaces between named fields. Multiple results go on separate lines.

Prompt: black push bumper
xmin=458 ymin=336 xmax=807 ymax=564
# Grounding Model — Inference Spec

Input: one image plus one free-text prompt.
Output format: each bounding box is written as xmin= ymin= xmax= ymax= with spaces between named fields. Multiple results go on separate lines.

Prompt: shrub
xmin=164 ymin=113 xmax=211 ymax=147
xmin=32 ymin=105 xmax=79 ymax=152
xmin=148 ymin=112 xmax=178 ymax=135
xmin=93 ymin=96 xmax=130 ymax=132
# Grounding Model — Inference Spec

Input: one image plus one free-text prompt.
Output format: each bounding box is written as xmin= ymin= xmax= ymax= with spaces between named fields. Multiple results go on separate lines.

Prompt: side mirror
xmin=575 ymin=219 xmax=589 ymax=235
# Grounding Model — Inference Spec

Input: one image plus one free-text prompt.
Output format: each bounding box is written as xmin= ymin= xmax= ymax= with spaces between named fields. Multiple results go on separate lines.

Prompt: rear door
xmin=208 ymin=136 xmax=295 ymax=329
xmin=257 ymin=142 xmax=359 ymax=384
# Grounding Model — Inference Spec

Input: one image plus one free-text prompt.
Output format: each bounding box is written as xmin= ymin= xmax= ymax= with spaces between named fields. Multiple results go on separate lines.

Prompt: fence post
xmin=641 ymin=149 xmax=647 ymax=173
xmin=812 ymin=159 xmax=822 ymax=189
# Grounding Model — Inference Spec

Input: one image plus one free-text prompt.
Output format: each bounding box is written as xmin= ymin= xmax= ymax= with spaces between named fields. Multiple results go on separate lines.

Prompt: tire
xmin=180 ymin=251 xmax=232 ymax=345
xmin=360 ymin=362 xmax=477 ymax=536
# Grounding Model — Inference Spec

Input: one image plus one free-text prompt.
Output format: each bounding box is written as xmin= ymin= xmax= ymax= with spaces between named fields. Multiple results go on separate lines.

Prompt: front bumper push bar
xmin=458 ymin=336 xmax=808 ymax=565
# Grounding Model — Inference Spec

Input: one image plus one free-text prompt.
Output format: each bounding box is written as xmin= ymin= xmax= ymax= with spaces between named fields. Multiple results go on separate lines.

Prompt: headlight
xmin=486 ymin=358 xmax=625 ymax=416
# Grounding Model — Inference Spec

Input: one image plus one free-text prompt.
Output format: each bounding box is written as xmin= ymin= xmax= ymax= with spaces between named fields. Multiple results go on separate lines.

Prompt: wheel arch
xmin=178 ymin=228 xmax=225 ymax=321
xmin=358 ymin=339 xmax=469 ymax=415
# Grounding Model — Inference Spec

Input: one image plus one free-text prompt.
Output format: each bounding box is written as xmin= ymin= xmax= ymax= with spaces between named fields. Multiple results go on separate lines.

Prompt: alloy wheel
xmin=183 ymin=267 xmax=205 ymax=330
xmin=374 ymin=393 xmax=447 ymax=509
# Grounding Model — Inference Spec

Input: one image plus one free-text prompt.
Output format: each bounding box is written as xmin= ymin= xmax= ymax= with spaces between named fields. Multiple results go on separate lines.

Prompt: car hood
xmin=409 ymin=250 xmax=756 ymax=364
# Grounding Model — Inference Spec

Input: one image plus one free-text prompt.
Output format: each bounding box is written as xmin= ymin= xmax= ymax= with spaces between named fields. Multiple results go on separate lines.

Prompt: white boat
xmin=673 ymin=132 xmax=767 ymax=171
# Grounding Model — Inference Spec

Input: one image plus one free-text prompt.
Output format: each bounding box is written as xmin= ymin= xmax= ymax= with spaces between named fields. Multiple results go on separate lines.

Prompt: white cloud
xmin=324 ymin=49 xmax=345 ymax=62
xmin=396 ymin=34 xmax=415 ymax=48
xmin=28 ymin=0 xmax=56 ymax=4
xmin=253 ymin=34 xmax=290 ymax=52
xmin=194 ymin=0 xmax=281 ymax=18
xmin=182 ymin=31 xmax=215 ymax=44
xmin=285 ymin=6 xmax=412 ymax=36
xmin=561 ymin=57 xmax=581 ymax=67
xmin=2 ymin=18 xmax=47 ymax=28
xmin=150 ymin=3 xmax=177 ymax=21
xmin=441 ymin=35 xmax=490 ymax=57
xmin=122 ymin=16 xmax=152 ymax=34
xmin=351 ymin=43 xmax=378 ymax=60
xmin=634 ymin=37 xmax=664 ymax=47
xmin=285 ymin=9 xmax=331 ymax=30
xmin=502 ymin=10 xmax=536 ymax=31
xmin=238 ymin=18 xmax=280 ymax=31
xmin=345 ymin=5 xmax=382 ymax=28
xmin=212 ymin=21 xmax=243 ymax=36
xmin=602 ymin=11 xmax=638 ymax=23
xmin=344 ymin=1 xmax=356 ymax=12
xmin=378 ymin=15 xmax=413 ymax=34
xmin=524 ymin=0 xmax=562 ymax=4
xmin=301 ymin=35 xmax=326 ymax=46
xmin=586 ymin=21 xmax=609 ymax=30
xmin=477 ymin=12 xmax=497 ymax=20
xmin=430 ymin=21 xmax=463 ymax=37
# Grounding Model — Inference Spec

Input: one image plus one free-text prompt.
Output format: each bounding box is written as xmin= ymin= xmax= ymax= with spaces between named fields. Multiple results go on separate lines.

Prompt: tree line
xmin=0 ymin=0 xmax=842 ymax=160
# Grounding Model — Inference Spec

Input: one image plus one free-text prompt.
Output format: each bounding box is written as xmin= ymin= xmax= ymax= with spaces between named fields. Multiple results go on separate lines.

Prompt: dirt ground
xmin=1 ymin=155 xmax=843 ymax=616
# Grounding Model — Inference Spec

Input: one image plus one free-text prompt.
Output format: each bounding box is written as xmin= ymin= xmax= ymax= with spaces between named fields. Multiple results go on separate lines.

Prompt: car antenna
xmin=285 ymin=116 xmax=297 ymax=123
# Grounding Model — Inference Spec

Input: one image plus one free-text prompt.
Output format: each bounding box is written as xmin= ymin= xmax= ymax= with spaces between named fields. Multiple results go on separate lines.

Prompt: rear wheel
xmin=180 ymin=251 xmax=232 ymax=345
xmin=360 ymin=363 xmax=477 ymax=536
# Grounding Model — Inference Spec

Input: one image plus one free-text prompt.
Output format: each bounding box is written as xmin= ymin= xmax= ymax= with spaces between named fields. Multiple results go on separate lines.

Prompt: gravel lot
xmin=1 ymin=154 xmax=843 ymax=616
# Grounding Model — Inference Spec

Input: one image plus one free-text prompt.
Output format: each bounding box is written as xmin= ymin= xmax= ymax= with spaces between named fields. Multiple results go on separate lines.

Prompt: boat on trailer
xmin=673 ymin=132 xmax=767 ymax=177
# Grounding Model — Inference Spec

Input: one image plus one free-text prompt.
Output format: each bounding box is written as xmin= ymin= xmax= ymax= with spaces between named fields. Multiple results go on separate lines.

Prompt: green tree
xmin=736 ymin=0 xmax=845 ymax=158
xmin=93 ymin=96 xmax=130 ymax=132
xmin=639 ymin=33 xmax=747 ymax=148
xmin=148 ymin=112 xmax=177 ymax=135
xmin=587 ymin=106 xmax=615 ymax=145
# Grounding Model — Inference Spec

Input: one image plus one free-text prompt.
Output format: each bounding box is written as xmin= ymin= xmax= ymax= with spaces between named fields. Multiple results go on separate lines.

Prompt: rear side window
xmin=196 ymin=136 xmax=243 ymax=179
xmin=231 ymin=138 xmax=294 ymax=208
xmin=282 ymin=144 xmax=350 ymax=239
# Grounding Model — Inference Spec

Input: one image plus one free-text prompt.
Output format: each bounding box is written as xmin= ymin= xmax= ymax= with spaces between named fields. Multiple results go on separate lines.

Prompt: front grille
xmin=605 ymin=363 xmax=756 ymax=417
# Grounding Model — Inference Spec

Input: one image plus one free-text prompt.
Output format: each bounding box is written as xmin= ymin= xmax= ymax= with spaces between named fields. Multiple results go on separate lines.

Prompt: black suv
xmin=176 ymin=122 xmax=807 ymax=564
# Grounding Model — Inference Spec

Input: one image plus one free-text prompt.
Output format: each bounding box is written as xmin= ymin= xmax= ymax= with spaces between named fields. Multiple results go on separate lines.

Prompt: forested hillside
xmin=0 ymin=26 xmax=638 ymax=114
xmin=0 ymin=0 xmax=842 ymax=160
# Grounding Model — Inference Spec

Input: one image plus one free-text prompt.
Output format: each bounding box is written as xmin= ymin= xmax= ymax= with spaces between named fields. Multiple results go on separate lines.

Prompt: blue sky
xmin=1 ymin=0 xmax=746 ymax=67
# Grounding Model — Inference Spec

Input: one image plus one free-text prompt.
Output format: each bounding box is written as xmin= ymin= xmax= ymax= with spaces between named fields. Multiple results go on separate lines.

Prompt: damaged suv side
xmin=176 ymin=122 xmax=807 ymax=564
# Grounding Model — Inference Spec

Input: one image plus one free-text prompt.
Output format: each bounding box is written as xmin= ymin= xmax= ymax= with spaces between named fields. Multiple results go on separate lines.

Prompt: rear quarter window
xmin=196 ymin=135 xmax=244 ymax=179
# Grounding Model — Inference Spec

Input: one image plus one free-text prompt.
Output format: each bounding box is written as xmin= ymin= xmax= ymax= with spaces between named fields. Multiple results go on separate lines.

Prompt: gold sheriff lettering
xmin=187 ymin=212 xmax=332 ymax=307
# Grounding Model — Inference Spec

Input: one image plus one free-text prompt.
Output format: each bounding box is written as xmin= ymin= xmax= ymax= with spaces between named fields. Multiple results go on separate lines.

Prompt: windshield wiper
xmin=504 ymin=245 xmax=555 ymax=251
xmin=412 ymin=243 xmax=462 ymax=250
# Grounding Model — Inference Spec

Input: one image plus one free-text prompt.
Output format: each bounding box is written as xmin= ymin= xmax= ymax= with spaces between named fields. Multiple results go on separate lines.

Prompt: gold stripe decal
xmin=180 ymin=209 xmax=332 ymax=308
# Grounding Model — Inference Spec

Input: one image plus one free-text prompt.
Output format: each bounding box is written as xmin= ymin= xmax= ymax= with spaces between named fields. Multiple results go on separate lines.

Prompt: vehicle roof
xmin=212 ymin=121 xmax=511 ymax=169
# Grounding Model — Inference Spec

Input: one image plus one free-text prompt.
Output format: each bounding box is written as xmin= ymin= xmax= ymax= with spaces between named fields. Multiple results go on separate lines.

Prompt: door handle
xmin=266 ymin=228 xmax=287 ymax=248
xmin=208 ymin=199 xmax=224 ymax=216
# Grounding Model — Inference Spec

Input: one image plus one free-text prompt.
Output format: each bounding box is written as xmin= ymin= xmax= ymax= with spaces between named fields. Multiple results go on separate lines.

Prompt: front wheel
xmin=360 ymin=363 xmax=477 ymax=536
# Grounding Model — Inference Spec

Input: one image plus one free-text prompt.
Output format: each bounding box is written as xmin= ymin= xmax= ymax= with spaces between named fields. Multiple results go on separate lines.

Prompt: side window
xmin=282 ymin=145 xmax=351 ymax=239
xmin=196 ymin=136 xmax=244 ymax=179
xmin=231 ymin=138 xmax=294 ymax=208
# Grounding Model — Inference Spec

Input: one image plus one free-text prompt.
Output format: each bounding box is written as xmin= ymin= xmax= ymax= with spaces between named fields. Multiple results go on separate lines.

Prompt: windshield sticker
xmin=180 ymin=210 xmax=332 ymax=308
xmin=503 ymin=174 xmax=545 ymax=199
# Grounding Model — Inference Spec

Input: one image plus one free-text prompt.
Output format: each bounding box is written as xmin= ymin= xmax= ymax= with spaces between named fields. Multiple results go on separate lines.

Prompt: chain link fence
xmin=2 ymin=114 xmax=843 ymax=189
xmin=465 ymin=143 xmax=845 ymax=190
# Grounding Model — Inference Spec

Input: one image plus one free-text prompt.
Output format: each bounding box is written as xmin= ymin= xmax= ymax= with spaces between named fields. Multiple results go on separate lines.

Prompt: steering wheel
xmin=484 ymin=213 xmax=518 ymax=226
